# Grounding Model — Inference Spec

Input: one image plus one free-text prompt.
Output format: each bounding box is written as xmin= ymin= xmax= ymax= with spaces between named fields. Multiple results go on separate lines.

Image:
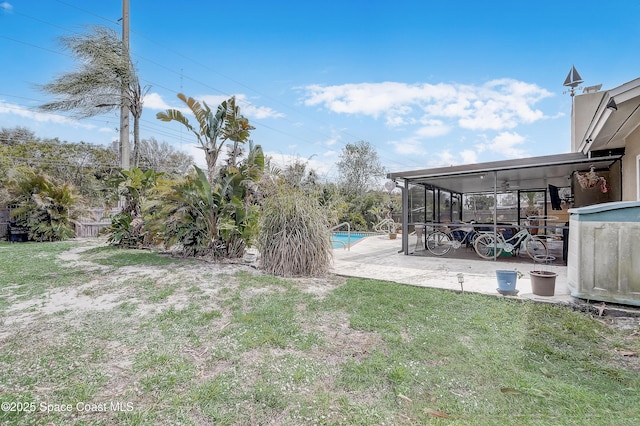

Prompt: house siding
xmin=622 ymin=125 xmax=640 ymax=201
xmin=572 ymin=91 xmax=604 ymax=152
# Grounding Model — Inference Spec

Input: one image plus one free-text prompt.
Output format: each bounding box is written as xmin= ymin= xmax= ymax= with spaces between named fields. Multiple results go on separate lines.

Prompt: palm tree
xmin=38 ymin=26 xmax=147 ymax=167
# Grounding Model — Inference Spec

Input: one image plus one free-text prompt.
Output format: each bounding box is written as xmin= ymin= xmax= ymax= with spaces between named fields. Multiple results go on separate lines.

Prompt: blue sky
xmin=1 ymin=1 xmax=640 ymax=181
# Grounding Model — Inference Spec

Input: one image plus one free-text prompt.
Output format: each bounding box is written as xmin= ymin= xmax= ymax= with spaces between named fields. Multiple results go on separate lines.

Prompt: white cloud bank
xmin=0 ymin=100 xmax=97 ymax=130
xmin=304 ymin=79 xmax=552 ymax=132
xmin=304 ymin=78 xmax=552 ymax=164
xmin=478 ymin=131 xmax=527 ymax=159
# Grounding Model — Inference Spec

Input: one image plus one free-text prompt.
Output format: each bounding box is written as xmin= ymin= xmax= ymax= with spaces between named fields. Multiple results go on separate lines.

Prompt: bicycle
xmin=473 ymin=225 xmax=548 ymax=260
xmin=425 ymin=223 xmax=478 ymax=256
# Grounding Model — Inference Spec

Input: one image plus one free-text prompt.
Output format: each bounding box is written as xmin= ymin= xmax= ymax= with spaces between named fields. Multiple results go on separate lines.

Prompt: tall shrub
xmin=147 ymin=147 xmax=263 ymax=258
xmin=147 ymin=167 xmax=221 ymax=256
xmin=258 ymin=187 xmax=332 ymax=277
xmin=103 ymin=168 xmax=162 ymax=247
xmin=7 ymin=169 xmax=81 ymax=241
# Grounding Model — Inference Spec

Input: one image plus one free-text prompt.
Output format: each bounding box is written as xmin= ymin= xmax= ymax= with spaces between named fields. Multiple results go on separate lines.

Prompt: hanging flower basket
xmin=576 ymin=166 xmax=608 ymax=193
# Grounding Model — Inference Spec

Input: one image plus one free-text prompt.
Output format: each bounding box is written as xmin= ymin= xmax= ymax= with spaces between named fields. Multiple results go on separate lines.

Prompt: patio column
xmin=402 ymin=179 xmax=409 ymax=254
xmin=493 ymin=171 xmax=498 ymax=261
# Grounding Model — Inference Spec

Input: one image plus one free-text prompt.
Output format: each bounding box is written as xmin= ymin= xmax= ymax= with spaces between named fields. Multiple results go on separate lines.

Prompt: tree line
xmin=1 ymin=23 xmax=397 ymax=277
xmin=1 ymin=118 xmax=396 ymax=277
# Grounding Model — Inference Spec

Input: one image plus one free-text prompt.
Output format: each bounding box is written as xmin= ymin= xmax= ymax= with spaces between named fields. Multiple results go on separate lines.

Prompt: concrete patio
xmin=331 ymin=233 xmax=573 ymax=304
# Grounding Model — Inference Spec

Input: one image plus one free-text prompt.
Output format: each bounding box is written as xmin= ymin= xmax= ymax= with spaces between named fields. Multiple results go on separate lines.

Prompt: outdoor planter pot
xmin=529 ymin=270 xmax=557 ymax=296
xmin=526 ymin=217 xmax=540 ymax=235
xmin=496 ymin=270 xmax=519 ymax=296
xmin=389 ymin=223 xmax=399 ymax=240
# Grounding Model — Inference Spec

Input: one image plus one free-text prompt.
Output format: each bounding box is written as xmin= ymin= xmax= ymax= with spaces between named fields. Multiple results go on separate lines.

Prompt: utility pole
xmin=119 ymin=0 xmax=130 ymax=170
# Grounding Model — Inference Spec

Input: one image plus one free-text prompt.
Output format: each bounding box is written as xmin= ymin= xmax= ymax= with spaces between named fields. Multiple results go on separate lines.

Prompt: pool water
xmin=332 ymin=232 xmax=366 ymax=249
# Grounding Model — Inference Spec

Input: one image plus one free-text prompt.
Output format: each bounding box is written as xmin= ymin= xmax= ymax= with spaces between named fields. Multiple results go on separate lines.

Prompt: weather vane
xmin=563 ymin=65 xmax=583 ymax=97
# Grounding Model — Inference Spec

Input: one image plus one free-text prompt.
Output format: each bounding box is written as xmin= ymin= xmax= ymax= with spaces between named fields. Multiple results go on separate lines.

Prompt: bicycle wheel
xmin=524 ymin=236 xmax=548 ymax=260
xmin=474 ymin=234 xmax=502 ymax=260
xmin=426 ymin=231 xmax=452 ymax=256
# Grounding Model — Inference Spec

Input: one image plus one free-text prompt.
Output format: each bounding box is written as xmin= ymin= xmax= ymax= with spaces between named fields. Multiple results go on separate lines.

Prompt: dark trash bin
xmin=562 ymin=221 xmax=569 ymax=265
xmin=8 ymin=221 xmax=29 ymax=243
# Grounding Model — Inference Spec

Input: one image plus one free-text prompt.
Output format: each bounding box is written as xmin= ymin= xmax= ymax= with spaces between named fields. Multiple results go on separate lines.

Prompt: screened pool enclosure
xmin=387 ymin=151 xmax=623 ymax=257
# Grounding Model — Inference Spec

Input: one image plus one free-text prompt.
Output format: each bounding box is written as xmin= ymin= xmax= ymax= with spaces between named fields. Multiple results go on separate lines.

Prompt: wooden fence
xmin=0 ymin=208 xmax=116 ymax=240
xmin=74 ymin=221 xmax=111 ymax=238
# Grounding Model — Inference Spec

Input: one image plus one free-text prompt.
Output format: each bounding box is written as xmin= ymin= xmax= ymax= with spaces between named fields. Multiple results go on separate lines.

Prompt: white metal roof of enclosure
xmin=387 ymin=152 xmax=622 ymax=194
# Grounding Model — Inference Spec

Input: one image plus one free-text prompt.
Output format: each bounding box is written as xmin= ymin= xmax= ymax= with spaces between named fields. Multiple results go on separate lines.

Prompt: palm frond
xmin=177 ymin=93 xmax=210 ymax=136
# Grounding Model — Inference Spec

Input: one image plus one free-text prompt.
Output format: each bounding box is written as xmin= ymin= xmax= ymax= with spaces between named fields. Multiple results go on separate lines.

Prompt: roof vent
xmin=582 ymin=84 xmax=602 ymax=94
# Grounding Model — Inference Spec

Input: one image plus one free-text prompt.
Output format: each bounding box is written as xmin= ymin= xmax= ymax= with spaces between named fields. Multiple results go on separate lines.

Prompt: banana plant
xmin=157 ymin=94 xmax=254 ymax=183
xmin=103 ymin=167 xmax=163 ymax=247
xmin=147 ymin=143 xmax=264 ymax=258
xmin=145 ymin=167 xmax=208 ymax=253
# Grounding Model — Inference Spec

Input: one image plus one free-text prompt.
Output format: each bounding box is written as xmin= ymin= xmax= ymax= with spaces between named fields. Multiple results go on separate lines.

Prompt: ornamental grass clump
xmin=258 ymin=188 xmax=332 ymax=277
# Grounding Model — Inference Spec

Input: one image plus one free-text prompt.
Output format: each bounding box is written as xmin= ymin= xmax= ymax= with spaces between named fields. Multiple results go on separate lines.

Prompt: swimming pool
xmin=332 ymin=232 xmax=366 ymax=249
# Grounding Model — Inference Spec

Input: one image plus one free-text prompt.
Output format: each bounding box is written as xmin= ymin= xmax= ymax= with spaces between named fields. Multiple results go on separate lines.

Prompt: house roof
xmin=581 ymin=77 xmax=640 ymax=153
xmin=387 ymin=152 xmax=622 ymax=194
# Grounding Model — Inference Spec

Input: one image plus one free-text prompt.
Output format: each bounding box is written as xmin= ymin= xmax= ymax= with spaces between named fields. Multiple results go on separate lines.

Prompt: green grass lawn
xmin=0 ymin=241 xmax=638 ymax=425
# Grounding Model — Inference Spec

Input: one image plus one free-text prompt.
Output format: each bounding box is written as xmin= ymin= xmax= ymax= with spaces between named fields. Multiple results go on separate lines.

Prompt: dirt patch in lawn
xmin=3 ymin=240 xmax=638 ymax=425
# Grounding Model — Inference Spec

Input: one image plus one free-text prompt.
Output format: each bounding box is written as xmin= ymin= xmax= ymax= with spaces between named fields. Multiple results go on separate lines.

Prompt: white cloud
xmin=143 ymin=92 xmax=175 ymax=111
xmin=435 ymin=150 xmax=456 ymax=166
xmin=200 ymin=94 xmax=284 ymax=120
xmin=321 ymin=127 xmax=349 ymax=148
xmin=388 ymin=120 xmax=450 ymax=157
xmin=241 ymin=102 xmax=285 ymax=120
xmin=460 ymin=149 xmax=478 ymax=164
xmin=1 ymin=2 xmax=12 ymax=12
xmin=303 ymin=79 xmax=553 ymax=132
xmin=324 ymin=136 xmax=339 ymax=146
xmin=196 ymin=94 xmax=228 ymax=109
xmin=481 ymin=131 xmax=528 ymax=158
xmin=456 ymin=80 xmax=549 ymax=130
xmin=304 ymin=81 xmax=438 ymax=118
xmin=420 ymin=149 xmax=478 ymax=168
xmin=182 ymin=143 xmax=207 ymax=169
xmin=389 ymin=138 xmax=424 ymax=156
xmin=415 ymin=120 xmax=450 ymax=138
xmin=144 ymin=92 xmax=204 ymax=116
xmin=0 ymin=100 xmax=96 ymax=130
xmin=393 ymin=146 xmax=478 ymax=169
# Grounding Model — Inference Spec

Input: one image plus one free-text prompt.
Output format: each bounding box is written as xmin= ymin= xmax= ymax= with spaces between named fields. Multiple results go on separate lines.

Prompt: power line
xmin=0 ymin=35 xmax=71 ymax=58
xmin=2 ymin=2 xmax=425 ymax=172
xmin=53 ymin=0 xmax=121 ymax=26
xmin=45 ymin=2 xmax=378 ymax=150
xmin=0 ymin=96 xmax=188 ymax=143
